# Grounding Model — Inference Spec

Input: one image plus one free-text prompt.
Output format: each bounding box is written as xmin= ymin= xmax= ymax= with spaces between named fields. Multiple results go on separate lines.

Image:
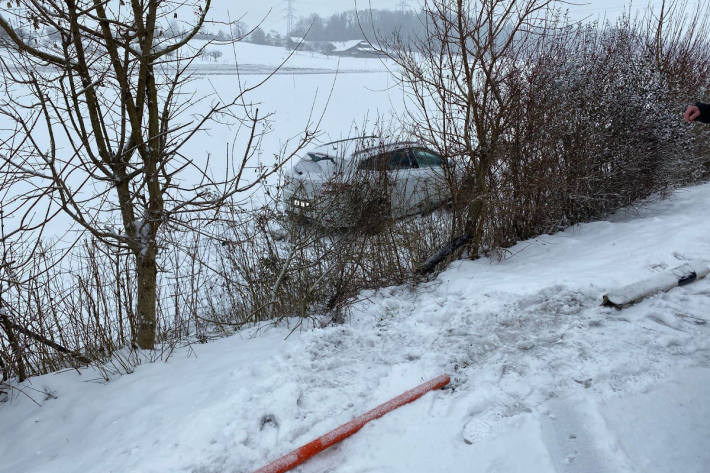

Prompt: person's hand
xmin=684 ymin=105 xmax=701 ymax=122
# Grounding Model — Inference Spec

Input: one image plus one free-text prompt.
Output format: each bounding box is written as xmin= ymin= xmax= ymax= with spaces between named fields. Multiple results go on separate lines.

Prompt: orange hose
xmin=252 ymin=374 xmax=450 ymax=473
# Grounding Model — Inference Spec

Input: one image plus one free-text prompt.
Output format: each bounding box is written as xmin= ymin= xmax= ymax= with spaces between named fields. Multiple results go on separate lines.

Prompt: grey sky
xmin=211 ymin=1 xmax=667 ymax=35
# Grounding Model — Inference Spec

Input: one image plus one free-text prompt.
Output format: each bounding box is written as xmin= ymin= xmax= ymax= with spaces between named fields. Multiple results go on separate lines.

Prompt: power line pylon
xmin=285 ymin=0 xmax=295 ymax=36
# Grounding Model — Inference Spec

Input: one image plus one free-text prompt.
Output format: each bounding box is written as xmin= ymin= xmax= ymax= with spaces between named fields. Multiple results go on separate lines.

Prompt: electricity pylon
xmin=285 ymin=0 xmax=295 ymax=36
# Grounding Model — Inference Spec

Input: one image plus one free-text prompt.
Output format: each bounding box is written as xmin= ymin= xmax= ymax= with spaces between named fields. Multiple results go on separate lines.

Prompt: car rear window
xmin=412 ymin=149 xmax=443 ymax=167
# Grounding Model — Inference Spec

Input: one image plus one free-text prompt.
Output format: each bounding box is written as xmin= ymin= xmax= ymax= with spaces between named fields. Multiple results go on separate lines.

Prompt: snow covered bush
xmin=388 ymin=0 xmax=710 ymax=264
xmin=496 ymin=9 xmax=710 ymax=245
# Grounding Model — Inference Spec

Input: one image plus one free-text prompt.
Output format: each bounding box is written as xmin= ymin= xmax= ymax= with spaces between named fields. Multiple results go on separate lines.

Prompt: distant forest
xmin=290 ymin=9 xmax=424 ymax=41
xmin=0 ymin=8 xmax=424 ymax=50
xmin=244 ymin=9 xmax=425 ymax=46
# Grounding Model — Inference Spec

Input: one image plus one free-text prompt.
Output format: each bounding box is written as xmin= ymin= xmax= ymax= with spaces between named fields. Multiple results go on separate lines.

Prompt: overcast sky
xmin=211 ymin=1 xmax=667 ymax=35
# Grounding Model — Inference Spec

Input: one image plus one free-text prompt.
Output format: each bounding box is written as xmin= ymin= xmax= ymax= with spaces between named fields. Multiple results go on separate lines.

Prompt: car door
xmin=385 ymin=149 xmax=418 ymax=216
xmin=409 ymin=148 xmax=448 ymax=211
xmin=356 ymin=149 xmax=417 ymax=217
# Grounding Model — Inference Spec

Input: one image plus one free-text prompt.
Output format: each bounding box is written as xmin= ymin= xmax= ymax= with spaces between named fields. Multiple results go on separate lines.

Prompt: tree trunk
xmin=465 ymin=161 xmax=490 ymax=259
xmin=134 ymin=253 xmax=158 ymax=350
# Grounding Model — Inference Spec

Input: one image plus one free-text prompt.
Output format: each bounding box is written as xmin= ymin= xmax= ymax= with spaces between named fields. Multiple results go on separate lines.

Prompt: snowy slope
xmin=2 ymin=183 xmax=710 ymax=473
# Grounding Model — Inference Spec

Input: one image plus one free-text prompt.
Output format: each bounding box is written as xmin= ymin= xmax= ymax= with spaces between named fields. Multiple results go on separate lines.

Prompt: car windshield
xmin=412 ymin=149 xmax=443 ymax=167
xmin=308 ymin=152 xmax=336 ymax=163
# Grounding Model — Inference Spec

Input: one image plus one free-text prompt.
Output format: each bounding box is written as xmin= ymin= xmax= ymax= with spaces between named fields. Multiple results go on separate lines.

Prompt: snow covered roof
xmin=331 ymin=39 xmax=367 ymax=52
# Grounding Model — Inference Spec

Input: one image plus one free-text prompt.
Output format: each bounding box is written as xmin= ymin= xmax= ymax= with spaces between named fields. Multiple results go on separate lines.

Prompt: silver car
xmin=283 ymin=139 xmax=451 ymax=228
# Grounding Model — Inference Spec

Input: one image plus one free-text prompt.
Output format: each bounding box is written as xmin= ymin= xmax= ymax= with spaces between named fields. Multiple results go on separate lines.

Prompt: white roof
xmin=331 ymin=39 xmax=365 ymax=52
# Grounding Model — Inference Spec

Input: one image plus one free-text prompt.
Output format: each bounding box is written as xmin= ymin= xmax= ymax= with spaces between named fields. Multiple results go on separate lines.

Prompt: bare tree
xmin=0 ymin=0 xmax=311 ymax=349
xmin=386 ymin=0 xmax=563 ymax=260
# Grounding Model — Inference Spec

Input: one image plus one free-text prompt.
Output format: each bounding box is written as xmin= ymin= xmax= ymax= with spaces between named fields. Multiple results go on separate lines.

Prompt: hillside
xmin=2 ymin=182 xmax=709 ymax=473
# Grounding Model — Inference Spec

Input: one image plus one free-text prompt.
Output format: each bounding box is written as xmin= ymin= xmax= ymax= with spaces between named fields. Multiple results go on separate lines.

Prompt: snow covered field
xmin=186 ymin=41 xmax=389 ymax=73
xmin=2 ymin=179 xmax=709 ymax=473
xmin=0 ymin=41 xmax=402 ymax=242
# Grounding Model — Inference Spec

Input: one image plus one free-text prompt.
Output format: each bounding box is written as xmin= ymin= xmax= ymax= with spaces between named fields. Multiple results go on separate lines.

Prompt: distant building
xmin=286 ymin=37 xmax=383 ymax=58
xmin=330 ymin=40 xmax=382 ymax=57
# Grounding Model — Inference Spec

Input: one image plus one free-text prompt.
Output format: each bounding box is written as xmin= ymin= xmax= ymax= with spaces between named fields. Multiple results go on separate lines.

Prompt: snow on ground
xmin=0 ymin=41 xmax=402 ymax=244
xmin=185 ymin=40 xmax=389 ymax=73
xmin=2 ymin=181 xmax=710 ymax=473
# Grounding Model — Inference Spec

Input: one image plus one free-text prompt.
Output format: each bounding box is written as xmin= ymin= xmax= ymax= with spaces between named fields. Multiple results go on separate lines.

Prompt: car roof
xmin=353 ymin=141 xmax=423 ymax=158
xmin=308 ymin=139 xmax=426 ymax=161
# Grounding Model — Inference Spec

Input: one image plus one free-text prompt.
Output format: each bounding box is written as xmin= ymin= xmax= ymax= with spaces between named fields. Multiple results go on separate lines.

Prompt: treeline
xmin=0 ymin=9 xmax=425 ymax=49
xmin=175 ymin=8 xmax=426 ymax=51
xmin=236 ymin=9 xmax=426 ymax=46
xmin=290 ymin=9 xmax=425 ymax=42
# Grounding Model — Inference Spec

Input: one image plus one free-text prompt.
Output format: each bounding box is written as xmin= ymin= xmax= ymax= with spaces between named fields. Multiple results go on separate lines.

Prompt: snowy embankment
xmin=2 ymin=183 xmax=710 ymax=473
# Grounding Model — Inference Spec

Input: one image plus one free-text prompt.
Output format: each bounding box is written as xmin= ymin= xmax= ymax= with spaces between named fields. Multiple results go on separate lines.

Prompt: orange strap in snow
xmin=252 ymin=374 xmax=450 ymax=473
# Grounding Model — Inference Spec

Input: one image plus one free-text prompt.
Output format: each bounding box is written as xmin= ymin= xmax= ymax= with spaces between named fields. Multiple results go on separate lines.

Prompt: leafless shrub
xmin=382 ymin=0 xmax=710 ymax=268
xmin=207 ymin=172 xmax=452 ymax=327
xmin=491 ymin=2 xmax=710 ymax=247
xmin=0 ymin=225 xmax=223 ymax=381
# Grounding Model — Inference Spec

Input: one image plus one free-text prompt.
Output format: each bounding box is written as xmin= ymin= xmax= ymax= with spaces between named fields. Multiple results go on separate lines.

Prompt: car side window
xmin=358 ymin=151 xmax=415 ymax=171
xmin=357 ymin=154 xmax=385 ymax=171
xmin=387 ymin=150 xmax=414 ymax=170
xmin=412 ymin=149 xmax=443 ymax=167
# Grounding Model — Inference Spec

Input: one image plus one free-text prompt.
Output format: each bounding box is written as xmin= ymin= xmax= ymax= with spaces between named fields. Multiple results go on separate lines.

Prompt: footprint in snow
xmin=462 ymin=413 xmax=496 ymax=445
xmin=258 ymin=414 xmax=280 ymax=446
